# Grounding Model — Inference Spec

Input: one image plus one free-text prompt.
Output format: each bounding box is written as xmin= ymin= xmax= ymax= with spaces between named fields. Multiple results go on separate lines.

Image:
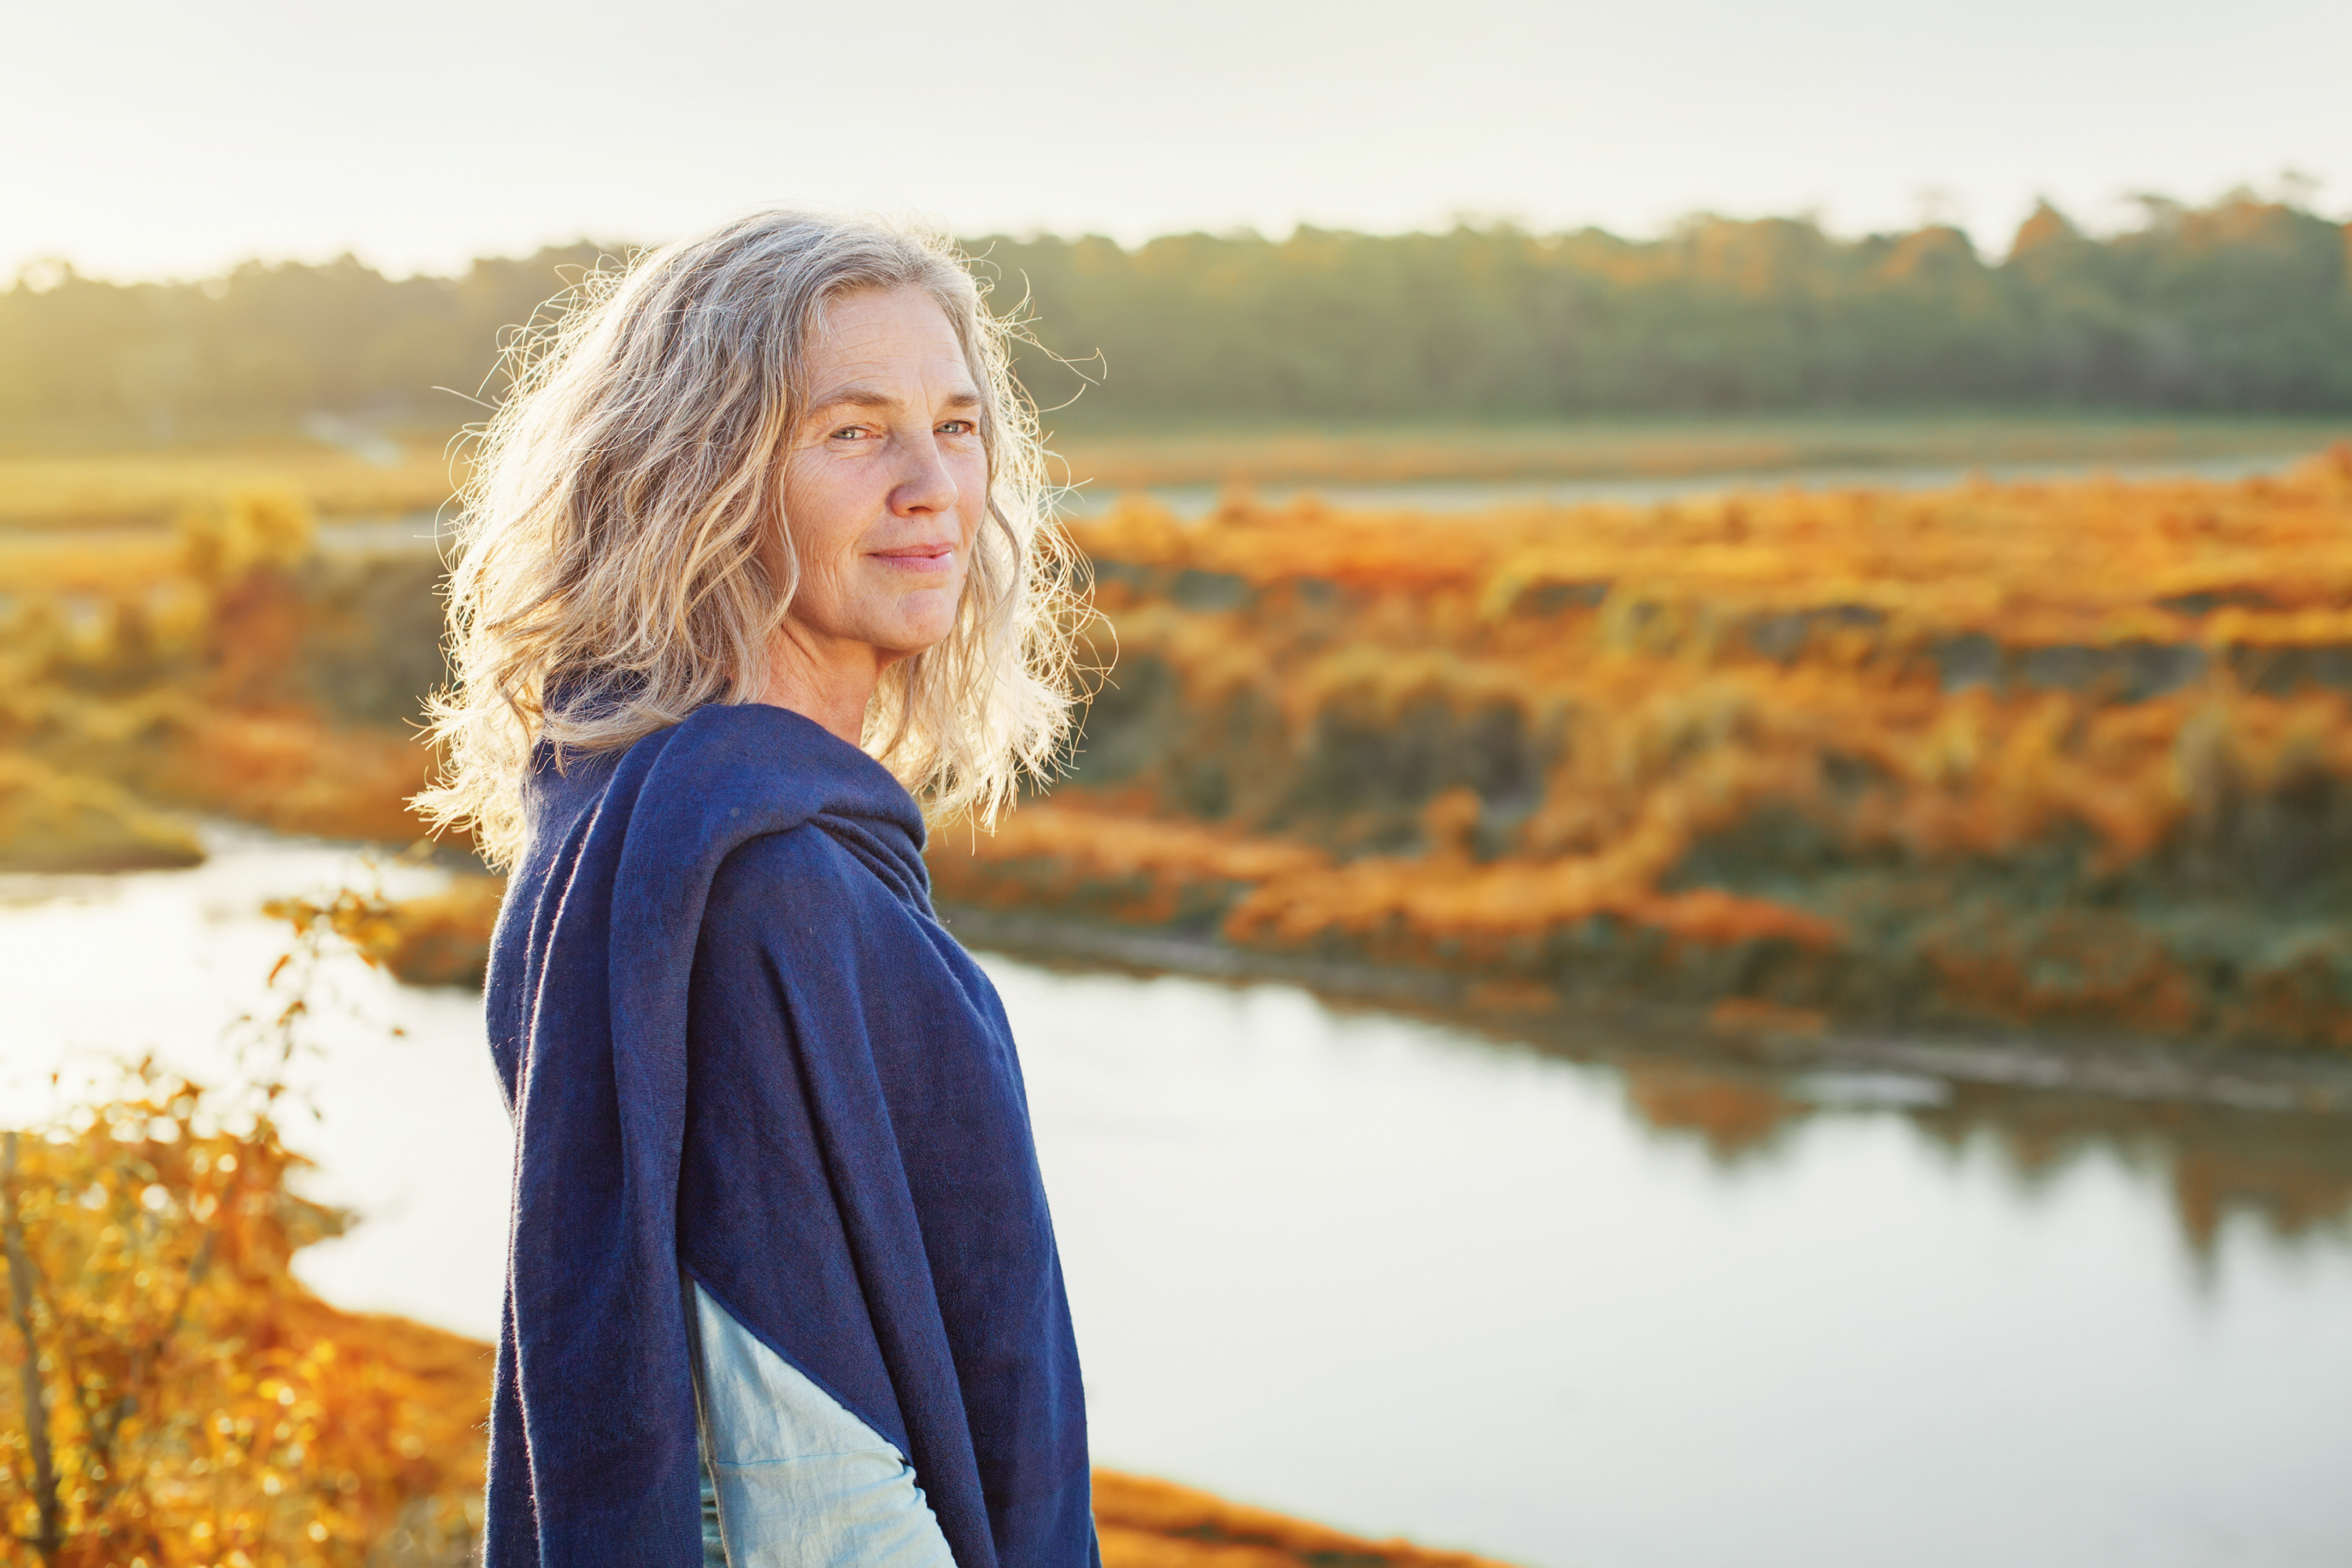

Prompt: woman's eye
xmin=832 ymin=426 xmax=870 ymax=441
xmin=938 ymin=419 xmax=976 ymax=436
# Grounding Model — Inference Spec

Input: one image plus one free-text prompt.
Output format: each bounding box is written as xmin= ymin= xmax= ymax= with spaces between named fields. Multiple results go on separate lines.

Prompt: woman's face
xmin=775 ymin=286 xmax=988 ymax=670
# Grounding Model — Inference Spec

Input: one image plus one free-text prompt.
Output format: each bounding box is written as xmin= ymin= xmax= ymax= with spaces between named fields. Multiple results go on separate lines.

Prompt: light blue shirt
xmin=686 ymin=1281 xmax=958 ymax=1567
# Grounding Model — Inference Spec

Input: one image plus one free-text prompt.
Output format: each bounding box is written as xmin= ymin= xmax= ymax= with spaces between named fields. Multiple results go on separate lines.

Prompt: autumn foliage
xmin=0 ymin=1071 xmax=488 ymax=1568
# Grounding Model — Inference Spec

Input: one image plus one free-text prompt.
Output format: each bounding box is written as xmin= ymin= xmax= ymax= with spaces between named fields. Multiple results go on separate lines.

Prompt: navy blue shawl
xmin=481 ymin=702 xmax=1097 ymax=1567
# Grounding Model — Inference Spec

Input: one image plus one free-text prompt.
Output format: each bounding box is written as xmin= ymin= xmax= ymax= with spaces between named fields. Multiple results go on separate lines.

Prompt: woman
xmin=419 ymin=212 xmax=1098 ymax=1568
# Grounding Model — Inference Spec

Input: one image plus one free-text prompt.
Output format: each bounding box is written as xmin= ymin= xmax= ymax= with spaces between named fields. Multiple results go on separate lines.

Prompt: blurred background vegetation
xmin=4 ymin=193 xmax=2347 ymax=454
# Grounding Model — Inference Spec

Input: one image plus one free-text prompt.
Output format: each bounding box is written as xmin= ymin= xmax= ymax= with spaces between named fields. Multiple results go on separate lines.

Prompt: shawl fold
xmin=481 ymin=702 xmax=1097 ymax=1567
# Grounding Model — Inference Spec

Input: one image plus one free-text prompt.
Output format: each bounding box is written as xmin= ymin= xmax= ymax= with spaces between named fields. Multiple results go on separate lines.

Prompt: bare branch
xmin=2 ymin=1131 xmax=64 ymax=1567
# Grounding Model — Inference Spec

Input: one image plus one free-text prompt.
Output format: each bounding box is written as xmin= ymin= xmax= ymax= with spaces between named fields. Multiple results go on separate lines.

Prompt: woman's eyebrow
xmin=810 ymin=383 xmax=898 ymax=412
xmin=808 ymin=383 xmax=985 ymax=417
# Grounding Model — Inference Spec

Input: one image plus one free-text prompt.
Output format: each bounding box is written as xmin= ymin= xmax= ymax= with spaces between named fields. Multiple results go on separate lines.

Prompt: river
xmin=313 ymin=451 xmax=2318 ymax=558
xmin=1054 ymin=451 xmax=2311 ymax=519
xmin=2 ymin=829 xmax=2347 ymax=1568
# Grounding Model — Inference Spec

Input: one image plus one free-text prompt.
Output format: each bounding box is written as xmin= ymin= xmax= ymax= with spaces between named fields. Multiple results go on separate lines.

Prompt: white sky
xmin=3 ymin=0 xmax=2347 ymax=282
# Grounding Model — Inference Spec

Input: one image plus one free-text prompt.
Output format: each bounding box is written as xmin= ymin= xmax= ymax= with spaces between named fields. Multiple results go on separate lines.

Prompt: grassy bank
xmin=935 ymin=445 xmax=2352 ymax=1053
xmin=0 ymin=486 xmax=448 ymax=871
xmin=11 ymin=441 xmax=2352 ymax=1052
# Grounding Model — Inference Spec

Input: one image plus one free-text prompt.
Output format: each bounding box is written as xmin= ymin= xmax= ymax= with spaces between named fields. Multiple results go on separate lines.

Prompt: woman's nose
xmin=890 ymin=436 xmax=960 ymax=517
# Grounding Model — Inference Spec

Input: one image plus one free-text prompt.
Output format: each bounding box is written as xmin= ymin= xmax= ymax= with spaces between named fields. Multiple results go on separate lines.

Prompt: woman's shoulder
xmin=507 ymin=702 xmax=937 ymax=971
xmin=710 ymin=819 xmax=870 ymax=897
xmin=524 ymin=703 xmax=924 ymax=884
xmin=694 ymin=819 xmax=1004 ymax=1047
xmin=703 ymin=817 xmax=930 ymax=946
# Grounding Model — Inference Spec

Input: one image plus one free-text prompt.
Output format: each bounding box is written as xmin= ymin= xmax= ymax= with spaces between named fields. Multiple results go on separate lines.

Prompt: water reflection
xmin=1921 ymin=1092 xmax=2352 ymax=1256
xmin=1606 ymin=1054 xmax=2352 ymax=1257
xmin=1620 ymin=1058 xmax=1808 ymax=1158
xmin=1000 ymin=967 xmax=2352 ymax=1568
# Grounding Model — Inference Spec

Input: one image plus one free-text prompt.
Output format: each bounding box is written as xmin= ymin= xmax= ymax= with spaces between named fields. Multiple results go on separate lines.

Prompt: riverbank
xmin=938 ymin=904 xmax=2352 ymax=1116
xmin=13 ymin=450 xmax=2352 ymax=1054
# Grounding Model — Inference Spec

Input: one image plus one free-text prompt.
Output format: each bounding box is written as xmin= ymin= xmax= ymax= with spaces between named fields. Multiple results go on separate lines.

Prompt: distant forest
xmin=3 ymin=194 xmax=2347 ymax=445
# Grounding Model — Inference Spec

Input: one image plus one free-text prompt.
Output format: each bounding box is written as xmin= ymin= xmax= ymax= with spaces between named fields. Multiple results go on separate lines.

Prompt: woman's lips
xmin=870 ymin=544 xmax=958 ymax=575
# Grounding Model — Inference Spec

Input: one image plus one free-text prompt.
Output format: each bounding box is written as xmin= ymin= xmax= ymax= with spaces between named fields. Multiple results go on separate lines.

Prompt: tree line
xmin=3 ymin=194 xmax=2347 ymax=445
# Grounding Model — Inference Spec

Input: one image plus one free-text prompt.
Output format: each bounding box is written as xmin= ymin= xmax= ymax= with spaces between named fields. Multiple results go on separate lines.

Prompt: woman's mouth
xmin=870 ymin=543 xmax=957 ymax=574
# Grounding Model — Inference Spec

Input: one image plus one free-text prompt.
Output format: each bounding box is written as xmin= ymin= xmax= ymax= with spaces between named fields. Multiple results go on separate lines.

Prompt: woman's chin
xmin=877 ymin=592 xmax=960 ymax=652
xmin=865 ymin=619 xmax=955 ymax=663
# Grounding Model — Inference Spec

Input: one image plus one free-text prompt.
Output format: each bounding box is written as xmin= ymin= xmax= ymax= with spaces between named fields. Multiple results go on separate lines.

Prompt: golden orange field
xmin=935 ymin=446 xmax=2352 ymax=1049
xmin=9 ymin=448 xmax=2352 ymax=1047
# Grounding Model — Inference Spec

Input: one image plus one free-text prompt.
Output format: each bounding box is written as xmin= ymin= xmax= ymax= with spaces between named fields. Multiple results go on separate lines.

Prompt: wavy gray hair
xmin=417 ymin=210 xmax=1083 ymax=867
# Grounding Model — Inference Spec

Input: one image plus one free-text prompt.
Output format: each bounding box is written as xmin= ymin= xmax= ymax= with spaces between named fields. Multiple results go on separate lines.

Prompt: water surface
xmin=314 ymin=451 xmax=2316 ymax=557
xmin=2 ymin=833 xmax=2347 ymax=1568
xmin=1059 ymin=451 xmax=2310 ymax=519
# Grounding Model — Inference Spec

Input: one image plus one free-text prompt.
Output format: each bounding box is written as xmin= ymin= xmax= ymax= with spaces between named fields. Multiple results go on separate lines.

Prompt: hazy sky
xmin=5 ymin=0 xmax=2346 ymax=281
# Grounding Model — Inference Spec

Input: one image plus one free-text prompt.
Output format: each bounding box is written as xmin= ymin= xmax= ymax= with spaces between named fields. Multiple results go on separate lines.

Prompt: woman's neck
xmin=753 ymin=623 xmax=887 ymax=746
